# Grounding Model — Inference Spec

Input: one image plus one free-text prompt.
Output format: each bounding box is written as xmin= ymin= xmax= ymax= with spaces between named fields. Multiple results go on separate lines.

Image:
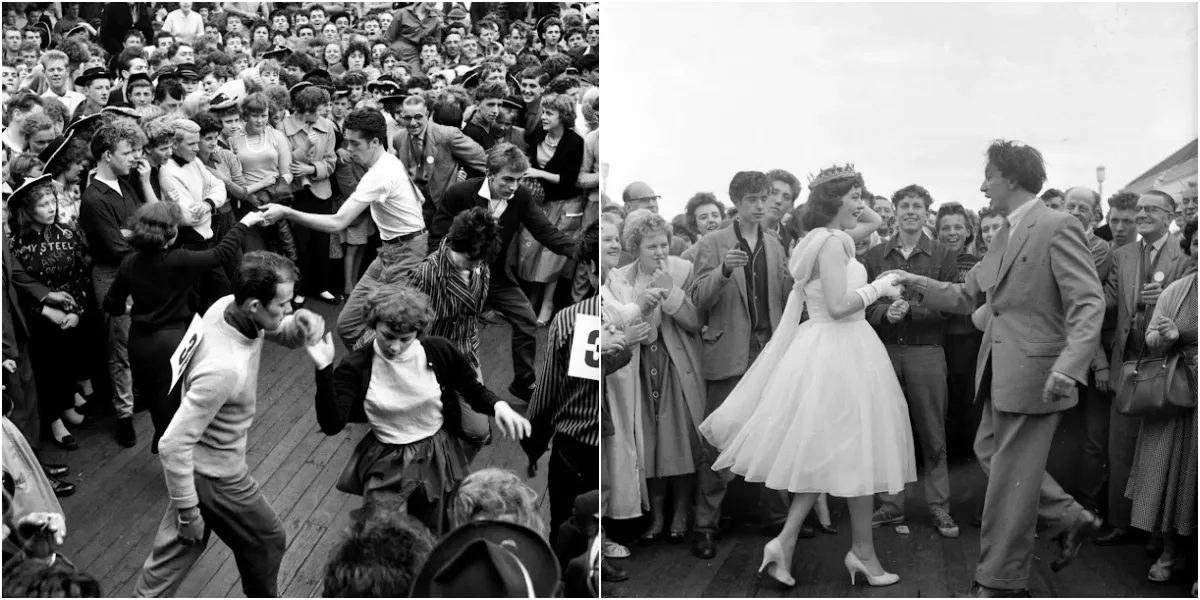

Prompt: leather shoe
xmin=799 ymin=524 xmax=815 ymax=539
xmin=1095 ymin=526 xmax=1134 ymax=546
xmin=692 ymin=531 xmax=716 ymax=559
xmin=1051 ymin=508 xmax=1102 ymax=572
xmin=41 ymin=463 xmax=69 ymax=478
xmin=602 ymin=559 xmax=629 ymax=582
xmin=48 ymin=476 xmax=76 ymax=498
xmin=955 ymin=582 xmax=1031 ymax=598
xmin=115 ymin=417 xmax=136 ymax=448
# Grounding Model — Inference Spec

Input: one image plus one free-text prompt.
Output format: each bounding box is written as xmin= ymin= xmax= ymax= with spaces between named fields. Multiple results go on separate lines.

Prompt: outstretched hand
xmin=873 ymin=273 xmax=904 ymax=299
xmin=493 ymin=401 xmax=532 ymax=440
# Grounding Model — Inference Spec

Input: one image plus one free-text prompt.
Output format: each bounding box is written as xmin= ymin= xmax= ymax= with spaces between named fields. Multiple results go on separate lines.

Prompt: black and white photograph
xmin=1 ymin=2 xmax=602 ymax=597
xmin=601 ymin=2 xmax=1197 ymax=598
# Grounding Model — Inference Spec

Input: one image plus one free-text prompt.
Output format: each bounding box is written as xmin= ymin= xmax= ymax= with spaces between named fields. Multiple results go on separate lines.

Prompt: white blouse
xmin=365 ymin=340 xmax=445 ymax=445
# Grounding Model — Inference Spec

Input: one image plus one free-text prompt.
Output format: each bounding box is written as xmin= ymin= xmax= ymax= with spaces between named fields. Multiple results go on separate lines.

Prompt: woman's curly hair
xmin=622 ymin=208 xmax=671 ymax=253
xmin=449 ymin=468 xmax=547 ymax=539
xmin=802 ymin=167 xmax=865 ymax=231
xmin=364 ymin=282 xmax=434 ymax=334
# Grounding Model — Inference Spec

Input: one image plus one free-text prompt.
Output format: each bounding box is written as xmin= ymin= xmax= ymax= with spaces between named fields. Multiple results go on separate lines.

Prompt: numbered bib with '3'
xmin=568 ymin=314 xmax=601 ymax=381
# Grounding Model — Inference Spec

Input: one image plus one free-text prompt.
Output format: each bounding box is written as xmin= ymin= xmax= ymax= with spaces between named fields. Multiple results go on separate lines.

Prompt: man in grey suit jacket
xmin=890 ymin=141 xmax=1104 ymax=598
xmin=388 ymin=94 xmax=487 ymax=225
xmin=686 ymin=171 xmax=792 ymax=560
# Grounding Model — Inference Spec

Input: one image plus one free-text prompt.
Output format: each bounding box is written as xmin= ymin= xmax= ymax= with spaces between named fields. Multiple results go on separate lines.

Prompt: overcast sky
xmin=604 ymin=2 xmax=1198 ymax=217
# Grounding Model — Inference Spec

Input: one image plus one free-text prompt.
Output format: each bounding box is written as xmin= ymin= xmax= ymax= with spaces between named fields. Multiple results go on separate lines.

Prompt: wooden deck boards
xmin=44 ymin=301 xmax=552 ymax=597
xmin=604 ymin=412 xmax=1196 ymax=598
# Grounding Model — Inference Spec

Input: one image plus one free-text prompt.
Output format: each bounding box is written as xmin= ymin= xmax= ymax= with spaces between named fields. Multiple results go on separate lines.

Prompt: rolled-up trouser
xmin=134 ymin=472 xmax=287 ymax=598
xmin=92 ymin=265 xmax=133 ymax=419
xmin=336 ymin=233 xmax=429 ymax=352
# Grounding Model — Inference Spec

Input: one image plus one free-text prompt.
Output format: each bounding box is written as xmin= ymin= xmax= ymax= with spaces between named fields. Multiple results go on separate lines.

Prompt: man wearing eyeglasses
xmin=1095 ymin=190 xmax=1194 ymax=547
xmin=387 ymin=94 xmax=487 ymax=225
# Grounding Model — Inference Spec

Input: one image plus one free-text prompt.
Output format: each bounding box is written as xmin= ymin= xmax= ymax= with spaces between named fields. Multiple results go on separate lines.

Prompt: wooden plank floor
xmin=605 ymin=409 xmax=1198 ymax=598
xmin=42 ymin=300 xmax=552 ymax=598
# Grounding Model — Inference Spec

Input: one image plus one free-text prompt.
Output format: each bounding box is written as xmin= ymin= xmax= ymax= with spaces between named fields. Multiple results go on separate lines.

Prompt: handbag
xmin=1115 ymin=346 xmax=1196 ymax=418
xmin=1114 ymin=271 xmax=1197 ymax=418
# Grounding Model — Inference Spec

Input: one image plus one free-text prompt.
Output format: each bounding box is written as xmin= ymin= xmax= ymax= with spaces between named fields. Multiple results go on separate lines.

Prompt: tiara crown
xmin=807 ymin=163 xmax=859 ymax=188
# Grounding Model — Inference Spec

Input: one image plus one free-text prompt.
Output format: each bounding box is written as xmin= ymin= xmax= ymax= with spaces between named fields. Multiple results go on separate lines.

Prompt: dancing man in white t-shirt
xmin=260 ymin=109 xmax=430 ymax=351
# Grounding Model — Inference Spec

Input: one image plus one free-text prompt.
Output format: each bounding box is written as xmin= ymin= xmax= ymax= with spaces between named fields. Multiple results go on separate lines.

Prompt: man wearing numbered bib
xmin=522 ymin=221 xmax=601 ymax=547
xmin=134 ymin=251 xmax=327 ymax=598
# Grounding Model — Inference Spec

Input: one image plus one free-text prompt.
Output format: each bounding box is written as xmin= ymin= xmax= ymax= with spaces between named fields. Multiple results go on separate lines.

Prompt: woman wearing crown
xmin=699 ymin=165 xmax=917 ymax=588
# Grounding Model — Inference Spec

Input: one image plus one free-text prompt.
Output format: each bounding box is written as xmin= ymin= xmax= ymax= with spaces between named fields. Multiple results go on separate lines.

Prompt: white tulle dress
xmin=698 ymin=228 xmax=917 ymax=497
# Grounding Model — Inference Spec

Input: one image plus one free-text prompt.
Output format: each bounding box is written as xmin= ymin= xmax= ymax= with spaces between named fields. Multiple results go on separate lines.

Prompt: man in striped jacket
xmin=522 ymin=221 xmax=600 ymax=547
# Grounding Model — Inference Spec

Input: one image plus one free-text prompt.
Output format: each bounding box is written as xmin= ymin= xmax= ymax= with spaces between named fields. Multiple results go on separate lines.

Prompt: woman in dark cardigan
xmin=103 ymin=202 xmax=266 ymax=453
xmin=519 ymin=92 xmax=586 ymax=326
xmin=308 ymin=283 xmax=531 ymax=535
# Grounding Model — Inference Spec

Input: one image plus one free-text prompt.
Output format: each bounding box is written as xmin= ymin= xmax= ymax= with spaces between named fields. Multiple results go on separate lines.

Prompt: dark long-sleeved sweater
xmin=103 ymin=224 xmax=248 ymax=329
xmin=79 ymin=178 xmax=141 ymax=269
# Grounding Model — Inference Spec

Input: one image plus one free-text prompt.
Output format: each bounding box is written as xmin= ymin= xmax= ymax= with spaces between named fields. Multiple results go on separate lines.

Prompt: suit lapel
xmin=719 ymin=229 xmax=750 ymax=311
xmin=996 ymin=202 xmax=1042 ymax=286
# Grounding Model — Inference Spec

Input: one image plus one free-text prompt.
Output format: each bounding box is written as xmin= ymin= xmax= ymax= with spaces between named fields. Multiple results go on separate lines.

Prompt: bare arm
xmin=278 ymin=195 xmax=370 ymax=233
xmin=845 ymin=206 xmax=883 ymax=244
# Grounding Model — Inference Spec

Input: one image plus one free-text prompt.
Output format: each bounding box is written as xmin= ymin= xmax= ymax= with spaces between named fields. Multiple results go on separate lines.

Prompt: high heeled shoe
xmin=844 ymin=550 xmax=899 ymax=587
xmin=758 ymin=539 xmax=795 ymax=588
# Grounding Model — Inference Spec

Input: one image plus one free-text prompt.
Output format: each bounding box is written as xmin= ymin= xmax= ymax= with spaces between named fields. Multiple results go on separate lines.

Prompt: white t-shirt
xmin=350 ymin=151 xmax=425 ymax=240
xmin=162 ymin=9 xmax=205 ymax=44
xmin=41 ymin=89 xmax=85 ymax=116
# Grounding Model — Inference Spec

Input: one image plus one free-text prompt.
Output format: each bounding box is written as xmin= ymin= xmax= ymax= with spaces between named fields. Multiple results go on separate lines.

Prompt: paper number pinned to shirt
xmin=568 ymin=314 xmax=601 ymax=381
xmin=169 ymin=315 xmax=206 ymax=392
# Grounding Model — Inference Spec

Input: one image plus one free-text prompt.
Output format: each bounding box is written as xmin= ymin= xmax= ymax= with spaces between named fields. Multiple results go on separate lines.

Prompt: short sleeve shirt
xmin=348 ymin=152 xmax=425 ymax=240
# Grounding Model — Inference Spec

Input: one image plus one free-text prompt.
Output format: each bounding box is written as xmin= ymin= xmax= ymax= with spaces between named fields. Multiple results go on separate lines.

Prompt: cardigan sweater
xmin=523 ymin=125 xmax=585 ymax=202
xmin=313 ymin=335 xmax=500 ymax=443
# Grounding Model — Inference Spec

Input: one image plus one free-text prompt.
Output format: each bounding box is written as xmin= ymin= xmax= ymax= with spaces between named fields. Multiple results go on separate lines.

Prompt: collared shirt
xmin=41 ymin=89 xmax=85 ymax=117
xmin=92 ymin=174 xmax=120 ymax=195
xmin=732 ymin=222 xmax=771 ymax=333
xmin=525 ymin=295 xmax=600 ymax=454
xmin=862 ymin=231 xmax=958 ymax=346
xmin=1141 ymin=231 xmax=1169 ymax=267
xmin=79 ymin=176 xmax=140 ymax=268
xmin=1006 ymin=197 xmax=1041 ymax=229
xmin=478 ymin=177 xmax=508 ymax=219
